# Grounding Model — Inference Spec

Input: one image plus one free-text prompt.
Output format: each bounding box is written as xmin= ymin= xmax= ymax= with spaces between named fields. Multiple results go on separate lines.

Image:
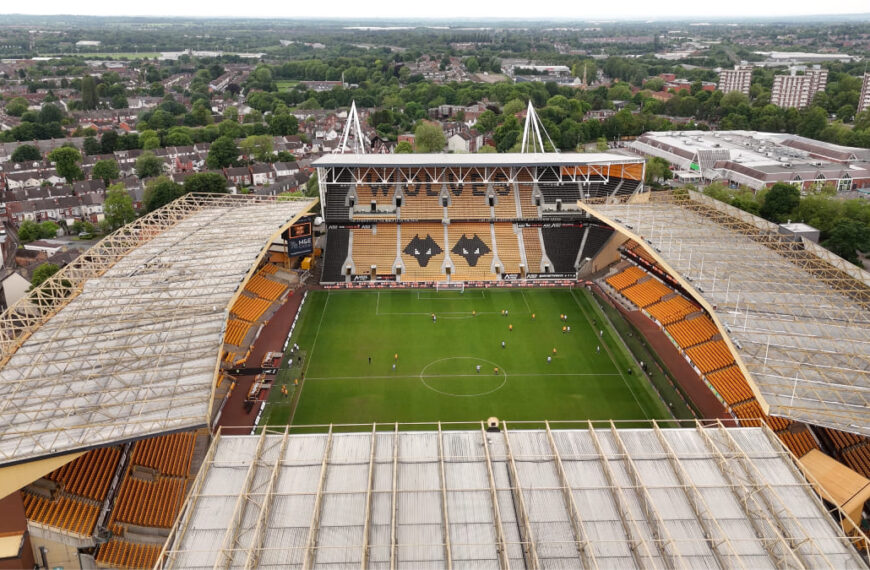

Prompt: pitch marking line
xmin=570 ymin=289 xmax=652 ymax=419
xmin=304 ymin=372 xmax=622 ymax=381
xmin=287 ymin=291 xmax=331 ymax=426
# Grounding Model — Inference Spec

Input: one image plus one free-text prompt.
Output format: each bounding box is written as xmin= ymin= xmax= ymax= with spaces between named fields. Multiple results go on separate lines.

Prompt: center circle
xmin=419 ymin=357 xmax=507 ymax=397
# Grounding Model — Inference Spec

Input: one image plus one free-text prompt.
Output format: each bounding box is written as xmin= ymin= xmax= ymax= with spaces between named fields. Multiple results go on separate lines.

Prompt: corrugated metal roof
xmin=158 ymin=423 xmax=868 ymax=569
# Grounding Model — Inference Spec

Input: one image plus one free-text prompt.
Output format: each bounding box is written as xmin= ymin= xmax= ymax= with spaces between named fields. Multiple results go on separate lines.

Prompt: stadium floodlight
xmin=520 ymin=101 xmax=558 ymax=154
xmin=335 ymin=100 xmax=366 ymax=154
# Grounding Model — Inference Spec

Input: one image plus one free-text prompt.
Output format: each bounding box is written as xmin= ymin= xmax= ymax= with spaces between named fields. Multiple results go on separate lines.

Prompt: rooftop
xmin=582 ymin=191 xmax=870 ymax=436
xmin=159 ymin=421 xmax=868 ymax=569
xmin=313 ymin=152 xmax=644 ymax=169
xmin=0 ymin=194 xmax=316 ymax=466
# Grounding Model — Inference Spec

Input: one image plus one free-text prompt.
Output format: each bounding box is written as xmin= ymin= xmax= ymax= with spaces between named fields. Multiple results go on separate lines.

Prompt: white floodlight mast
xmin=335 ymin=100 xmax=366 ymax=154
xmin=520 ymin=100 xmax=558 ymax=153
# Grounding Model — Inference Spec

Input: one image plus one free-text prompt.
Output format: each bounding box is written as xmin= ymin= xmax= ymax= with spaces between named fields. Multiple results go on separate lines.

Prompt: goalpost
xmin=435 ymin=282 xmax=464 ymax=294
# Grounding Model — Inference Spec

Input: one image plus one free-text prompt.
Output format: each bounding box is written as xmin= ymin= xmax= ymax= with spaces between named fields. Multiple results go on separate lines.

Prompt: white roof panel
xmin=0 ymin=194 xmax=315 ymax=465
xmin=159 ymin=424 xmax=868 ymax=569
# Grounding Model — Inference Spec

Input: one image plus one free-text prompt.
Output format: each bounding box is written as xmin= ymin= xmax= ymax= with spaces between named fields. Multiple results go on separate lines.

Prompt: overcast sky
xmin=1 ymin=0 xmax=869 ymax=20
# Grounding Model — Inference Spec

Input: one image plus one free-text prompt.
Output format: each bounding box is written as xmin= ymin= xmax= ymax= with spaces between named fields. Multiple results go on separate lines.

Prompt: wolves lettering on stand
xmin=451 ymin=234 xmax=491 ymax=266
xmin=404 ymin=234 xmax=443 ymax=267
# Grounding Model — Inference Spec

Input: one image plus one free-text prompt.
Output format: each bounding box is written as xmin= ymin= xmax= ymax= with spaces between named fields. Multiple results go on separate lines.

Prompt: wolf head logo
xmin=451 ymin=234 xmax=491 ymax=266
xmin=403 ymin=234 xmax=443 ymax=267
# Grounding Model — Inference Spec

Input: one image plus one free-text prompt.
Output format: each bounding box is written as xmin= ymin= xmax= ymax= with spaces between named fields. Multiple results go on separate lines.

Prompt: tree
xmin=503 ymin=99 xmax=525 ymax=116
xmin=38 ymin=220 xmax=59 ymax=239
xmin=304 ymin=172 xmax=319 ymax=197
xmin=207 ymin=136 xmax=240 ymax=169
xmin=18 ymin=220 xmax=41 ymax=242
xmin=474 ymin=110 xmax=498 ymax=133
xmin=47 ymin=146 xmax=83 ymax=183
xmin=4 ymin=96 xmax=28 ymax=117
xmin=103 ymin=183 xmax=136 ymax=230
xmin=139 ymin=130 xmax=161 ymax=150
xmin=30 ymin=263 xmax=60 ymax=289
xmin=81 ymin=75 xmax=98 ymax=110
xmin=10 ymin=144 xmax=40 ymax=163
xmin=414 ymin=122 xmax=446 ymax=153
xmin=100 ymin=130 xmax=119 ymax=154
xmin=644 ymin=157 xmax=673 ymax=186
xmin=223 ymin=106 xmax=239 ymax=122
xmin=144 ymin=177 xmax=183 ymax=212
xmin=822 ymin=219 xmax=870 ymax=265
xmin=183 ymin=172 xmax=228 ymax=194
xmin=760 ymin=182 xmax=801 ymax=223
xmin=395 ymin=141 xmax=413 ymax=153
xmin=266 ymin=112 xmax=298 ymax=136
xmin=135 ymin=151 xmax=163 ymax=179
xmin=797 ymin=106 xmax=828 ymax=139
xmin=83 ymin=136 xmax=101 ymax=155
xmin=477 ymin=145 xmax=497 ymax=153
xmin=93 ymin=159 xmax=120 ymax=185
xmin=71 ymin=220 xmax=95 ymax=235
xmin=240 ymin=135 xmax=274 ymax=162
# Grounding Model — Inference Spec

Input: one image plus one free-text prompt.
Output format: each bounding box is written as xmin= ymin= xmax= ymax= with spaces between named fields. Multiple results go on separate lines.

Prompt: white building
xmin=717 ymin=65 xmax=753 ymax=96
xmin=771 ymin=68 xmax=828 ymax=110
xmin=858 ymin=72 xmax=870 ymax=115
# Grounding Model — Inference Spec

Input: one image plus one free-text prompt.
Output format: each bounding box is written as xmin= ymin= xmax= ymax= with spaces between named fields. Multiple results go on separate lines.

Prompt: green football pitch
xmin=261 ymin=288 xmax=672 ymax=428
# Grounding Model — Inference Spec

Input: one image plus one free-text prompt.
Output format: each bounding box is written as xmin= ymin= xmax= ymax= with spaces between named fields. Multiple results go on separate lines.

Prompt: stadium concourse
xmin=0 ymin=193 xmax=316 ymax=569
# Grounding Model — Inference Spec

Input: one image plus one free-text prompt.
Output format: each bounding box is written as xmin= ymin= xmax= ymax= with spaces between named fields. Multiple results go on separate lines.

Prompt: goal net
xmin=435 ymin=282 xmax=464 ymax=294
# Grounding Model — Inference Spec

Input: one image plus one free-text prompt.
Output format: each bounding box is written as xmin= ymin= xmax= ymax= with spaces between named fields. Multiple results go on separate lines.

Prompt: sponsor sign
xmin=287 ymin=218 xmax=314 ymax=256
xmin=526 ymin=272 xmax=576 ymax=279
xmin=351 ymin=274 xmax=397 ymax=282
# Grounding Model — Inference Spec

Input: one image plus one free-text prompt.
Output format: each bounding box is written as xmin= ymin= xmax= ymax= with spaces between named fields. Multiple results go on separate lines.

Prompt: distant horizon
xmin=1 ymin=2 xmax=870 ymax=22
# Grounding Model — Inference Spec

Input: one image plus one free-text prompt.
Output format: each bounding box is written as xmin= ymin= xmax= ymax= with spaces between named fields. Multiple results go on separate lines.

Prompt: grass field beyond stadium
xmin=262 ymin=288 xmax=672 ymax=428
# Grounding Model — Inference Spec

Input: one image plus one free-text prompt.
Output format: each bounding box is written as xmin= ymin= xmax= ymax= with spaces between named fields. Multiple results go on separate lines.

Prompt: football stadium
xmin=0 ymin=119 xmax=870 ymax=568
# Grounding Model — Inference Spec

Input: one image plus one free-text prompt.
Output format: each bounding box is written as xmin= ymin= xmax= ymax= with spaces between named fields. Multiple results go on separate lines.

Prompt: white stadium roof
xmin=582 ymin=191 xmax=870 ymax=437
xmin=159 ymin=422 xmax=868 ymax=569
xmin=0 ymin=194 xmax=315 ymax=466
xmin=312 ymin=152 xmax=643 ymax=169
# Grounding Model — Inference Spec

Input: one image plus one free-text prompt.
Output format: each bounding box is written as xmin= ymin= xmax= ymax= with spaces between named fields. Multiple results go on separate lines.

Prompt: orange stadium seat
xmin=224 ymin=319 xmax=253 ymax=346
xmin=96 ymin=540 xmax=162 ymax=570
xmin=23 ymin=492 xmax=99 ymax=536
xmin=522 ymin=228 xmax=543 ymax=272
xmin=231 ymin=295 xmax=272 ymax=322
xmin=447 ymin=223 xmax=494 ymax=281
xmin=605 ymin=266 xmax=646 ymax=291
xmin=400 ymin=173 xmax=444 ymax=220
xmin=129 ymin=432 xmax=196 ymax=478
xmin=515 ymin=175 xmax=538 ymax=218
xmin=492 ymin=184 xmax=518 ymax=218
xmin=621 ymin=278 xmax=672 ymax=308
xmin=352 ymin=226 xmax=399 ymax=276
xmin=732 ymin=400 xmax=765 ymax=427
xmin=685 ymin=340 xmax=734 ymax=374
xmin=646 ymin=295 xmax=700 ymax=325
xmin=244 ymin=274 xmax=287 ymax=302
xmin=446 ymin=187 xmax=489 ymax=219
xmin=706 ymin=365 xmax=755 ymax=406
xmin=47 ymin=446 xmax=121 ymax=502
xmin=493 ymin=224 xmax=523 ymax=274
xmin=111 ymin=476 xmax=187 ymax=529
xmin=665 ymin=315 xmax=720 ymax=348
xmin=259 ymin=264 xmax=279 ymax=275
xmin=400 ymin=222 xmax=447 ymax=281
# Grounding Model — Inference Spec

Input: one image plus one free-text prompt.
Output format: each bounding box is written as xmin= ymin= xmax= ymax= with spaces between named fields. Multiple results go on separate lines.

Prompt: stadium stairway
xmin=322 ymin=228 xmax=349 ymax=282
xmin=325 ymin=185 xmax=350 ymax=220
